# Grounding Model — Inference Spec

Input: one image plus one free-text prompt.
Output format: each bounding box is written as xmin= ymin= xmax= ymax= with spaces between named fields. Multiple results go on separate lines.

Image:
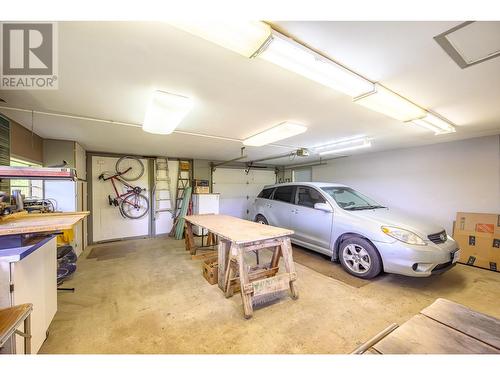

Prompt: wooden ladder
xmin=153 ymin=157 xmax=174 ymax=219
xmin=173 ymin=160 xmax=192 ymax=218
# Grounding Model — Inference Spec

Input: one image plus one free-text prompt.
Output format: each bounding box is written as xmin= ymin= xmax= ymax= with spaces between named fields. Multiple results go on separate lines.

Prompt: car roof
xmin=262 ymin=182 xmax=349 ymax=189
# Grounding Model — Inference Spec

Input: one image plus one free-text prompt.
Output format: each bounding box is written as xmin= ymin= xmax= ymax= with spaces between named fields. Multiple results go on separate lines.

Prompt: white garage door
xmin=92 ymin=155 xmax=150 ymax=242
xmin=212 ymin=168 xmax=276 ymax=219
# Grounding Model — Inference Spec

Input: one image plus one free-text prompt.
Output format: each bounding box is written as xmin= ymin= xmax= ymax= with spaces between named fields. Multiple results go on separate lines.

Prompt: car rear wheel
xmin=339 ymin=237 xmax=382 ymax=279
xmin=255 ymin=215 xmax=268 ymax=225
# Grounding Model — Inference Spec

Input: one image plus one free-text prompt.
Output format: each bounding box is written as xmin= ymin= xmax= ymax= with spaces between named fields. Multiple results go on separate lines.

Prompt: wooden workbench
xmin=0 ymin=211 xmax=89 ymax=236
xmin=184 ymin=214 xmax=298 ymax=319
xmin=353 ymin=298 xmax=500 ymax=354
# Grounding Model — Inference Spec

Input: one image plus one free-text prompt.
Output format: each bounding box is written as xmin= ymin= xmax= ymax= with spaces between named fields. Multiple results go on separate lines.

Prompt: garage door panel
xmin=213 ymin=168 xmax=275 ymax=220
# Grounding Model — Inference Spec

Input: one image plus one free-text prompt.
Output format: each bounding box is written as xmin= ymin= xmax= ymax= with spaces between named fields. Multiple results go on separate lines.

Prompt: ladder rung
xmin=156 ymin=198 xmax=172 ymax=201
xmin=156 ymin=178 xmax=170 ymax=181
xmin=155 ymin=209 xmax=173 ymax=213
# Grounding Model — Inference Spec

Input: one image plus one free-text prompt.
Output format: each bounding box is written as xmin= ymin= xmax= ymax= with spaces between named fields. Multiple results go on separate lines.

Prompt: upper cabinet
xmin=43 ymin=139 xmax=86 ymax=181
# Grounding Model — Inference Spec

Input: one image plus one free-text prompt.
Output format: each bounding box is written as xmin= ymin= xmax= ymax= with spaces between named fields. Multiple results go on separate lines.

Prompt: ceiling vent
xmin=434 ymin=21 xmax=500 ymax=69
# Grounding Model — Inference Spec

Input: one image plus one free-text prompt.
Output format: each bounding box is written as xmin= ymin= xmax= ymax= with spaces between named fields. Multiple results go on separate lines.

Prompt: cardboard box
xmin=193 ymin=179 xmax=210 ymax=194
xmin=179 ymin=161 xmax=191 ymax=171
xmin=194 ymin=186 xmax=210 ymax=194
xmin=454 ymin=212 xmax=500 ymax=272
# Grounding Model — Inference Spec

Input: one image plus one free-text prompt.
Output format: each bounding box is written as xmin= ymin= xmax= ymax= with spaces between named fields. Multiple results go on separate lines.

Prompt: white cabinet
xmin=0 ymin=236 xmax=57 ymax=354
xmin=192 ymin=194 xmax=219 ymax=235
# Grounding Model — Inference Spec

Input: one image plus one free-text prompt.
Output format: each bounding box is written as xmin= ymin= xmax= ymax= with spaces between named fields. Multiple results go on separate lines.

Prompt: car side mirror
xmin=314 ymin=202 xmax=333 ymax=212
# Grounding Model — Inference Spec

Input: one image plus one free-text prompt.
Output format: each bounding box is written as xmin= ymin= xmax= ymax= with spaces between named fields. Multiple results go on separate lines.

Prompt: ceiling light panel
xmin=257 ymin=32 xmax=374 ymax=97
xmin=315 ymin=138 xmax=371 ymax=155
xmin=354 ymin=84 xmax=426 ymax=122
xmin=142 ymin=91 xmax=193 ymax=135
xmin=170 ymin=21 xmax=272 ymax=58
xmin=243 ymin=121 xmax=307 ymax=147
xmin=411 ymin=113 xmax=456 ymax=135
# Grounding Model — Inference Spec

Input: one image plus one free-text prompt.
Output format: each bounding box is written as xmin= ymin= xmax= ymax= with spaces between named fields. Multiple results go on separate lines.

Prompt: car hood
xmin=348 ymin=208 xmax=444 ymax=237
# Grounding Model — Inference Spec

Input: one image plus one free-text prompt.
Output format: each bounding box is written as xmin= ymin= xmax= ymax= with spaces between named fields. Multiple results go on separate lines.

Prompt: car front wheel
xmin=255 ymin=214 xmax=269 ymax=225
xmin=339 ymin=237 xmax=382 ymax=279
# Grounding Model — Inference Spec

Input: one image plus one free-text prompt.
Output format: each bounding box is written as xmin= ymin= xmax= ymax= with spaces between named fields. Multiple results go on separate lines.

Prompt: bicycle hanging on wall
xmin=98 ymin=155 xmax=150 ymax=219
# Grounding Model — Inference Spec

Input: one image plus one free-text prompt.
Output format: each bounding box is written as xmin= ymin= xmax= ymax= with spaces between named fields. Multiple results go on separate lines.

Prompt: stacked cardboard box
xmin=193 ymin=179 xmax=210 ymax=194
xmin=453 ymin=212 xmax=500 ymax=272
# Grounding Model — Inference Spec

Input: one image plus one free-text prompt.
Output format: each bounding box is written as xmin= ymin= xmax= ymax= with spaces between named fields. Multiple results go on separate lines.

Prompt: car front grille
xmin=428 ymin=230 xmax=447 ymax=244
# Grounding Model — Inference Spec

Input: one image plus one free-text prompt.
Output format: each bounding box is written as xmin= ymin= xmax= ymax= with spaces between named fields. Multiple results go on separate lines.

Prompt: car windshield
xmin=321 ymin=187 xmax=385 ymax=210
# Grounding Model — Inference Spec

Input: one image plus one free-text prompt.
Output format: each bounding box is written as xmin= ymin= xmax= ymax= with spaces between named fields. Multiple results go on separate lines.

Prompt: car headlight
xmin=381 ymin=226 xmax=427 ymax=246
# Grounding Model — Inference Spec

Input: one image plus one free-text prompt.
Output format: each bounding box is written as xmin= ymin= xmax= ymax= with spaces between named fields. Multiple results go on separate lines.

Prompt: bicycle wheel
xmin=120 ymin=193 xmax=149 ymax=219
xmin=115 ymin=156 xmax=144 ymax=181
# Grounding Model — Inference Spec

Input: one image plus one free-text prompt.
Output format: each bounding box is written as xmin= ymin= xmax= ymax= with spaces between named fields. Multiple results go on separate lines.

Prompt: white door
xmin=92 ymin=156 xmax=150 ymax=242
xmin=212 ymin=168 xmax=276 ymax=219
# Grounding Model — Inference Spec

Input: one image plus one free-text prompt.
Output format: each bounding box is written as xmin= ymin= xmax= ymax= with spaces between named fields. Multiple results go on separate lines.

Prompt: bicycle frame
xmin=100 ymin=167 xmax=143 ymax=209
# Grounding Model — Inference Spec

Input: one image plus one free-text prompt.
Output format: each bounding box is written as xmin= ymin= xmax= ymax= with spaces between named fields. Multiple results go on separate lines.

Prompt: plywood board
xmin=185 ymin=214 xmax=293 ymax=244
xmin=0 ymin=212 xmax=89 ymax=236
xmin=420 ymin=298 xmax=500 ymax=349
xmin=373 ymin=314 xmax=498 ymax=354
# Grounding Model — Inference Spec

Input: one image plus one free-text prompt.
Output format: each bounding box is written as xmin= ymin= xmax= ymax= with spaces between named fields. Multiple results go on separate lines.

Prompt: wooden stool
xmin=0 ymin=303 xmax=33 ymax=354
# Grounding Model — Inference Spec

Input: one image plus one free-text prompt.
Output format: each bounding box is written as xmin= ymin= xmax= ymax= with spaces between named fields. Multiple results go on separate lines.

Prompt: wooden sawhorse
xmin=184 ymin=221 xmax=218 ymax=259
xmin=222 ymin=237 xmax=298 ymax=319
xmin=185 ymin=214 xmax=299 ymax=319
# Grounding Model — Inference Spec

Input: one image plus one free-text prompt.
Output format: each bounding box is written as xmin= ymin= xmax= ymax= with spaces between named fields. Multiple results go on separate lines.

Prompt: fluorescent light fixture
xmin=354 ymin=84 xmax=426 ymax=122
xmin=142 ymin=90 xmax=193 ymax=135
xmin=243 ymin=121 xmax=307 ymax=147
xmin=316 ymin=138 xmax=371 ymax=156
xmin=256 ymin=32 xmax=374 ymax=97
xmin=170 ymin=21 xmax=271 ymax=58
xmin=411 ymin=112 xmax=456 ymax=135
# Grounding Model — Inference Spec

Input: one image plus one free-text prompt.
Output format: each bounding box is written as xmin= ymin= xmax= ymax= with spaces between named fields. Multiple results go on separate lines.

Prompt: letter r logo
xmin=2 ymin=23 xmax=53 ymax=75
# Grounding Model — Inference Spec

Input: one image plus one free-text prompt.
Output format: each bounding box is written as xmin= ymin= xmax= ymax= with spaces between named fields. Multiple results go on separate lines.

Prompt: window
xmin=297 ymin=187 xmax=326 ymax=208
xmin=258 ymin=187 xmax=274 ymax=199
xmin=273 ymin=186 xmax=295 ymax=203
xmin=10 ymin=158 xmax=44 ymax=198
xmin=321 ymin=187 xmax=384 ymax=210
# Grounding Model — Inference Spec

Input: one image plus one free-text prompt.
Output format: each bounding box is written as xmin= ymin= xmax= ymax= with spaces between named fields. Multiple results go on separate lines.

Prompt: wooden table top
xmin=184 ymin=214 xmax=293 ymax=244
xmin=373 ymin=298 xmax=500 ymax=354
xmin=0 ymin=211 xmax=89 ymax=236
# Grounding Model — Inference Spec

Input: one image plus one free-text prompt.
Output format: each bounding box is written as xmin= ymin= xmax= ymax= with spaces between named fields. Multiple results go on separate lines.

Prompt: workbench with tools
xmin=184 ymin=214 xmax=298 ymax=319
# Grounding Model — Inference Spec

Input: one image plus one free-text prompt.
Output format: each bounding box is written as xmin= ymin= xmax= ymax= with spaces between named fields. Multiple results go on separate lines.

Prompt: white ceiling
xmin=1 ymin=21 xmax=499 ymax=165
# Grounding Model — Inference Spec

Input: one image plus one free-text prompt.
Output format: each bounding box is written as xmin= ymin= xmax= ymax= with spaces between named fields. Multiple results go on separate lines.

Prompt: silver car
xmin=249 ymin=182 xmax=460 ymax=279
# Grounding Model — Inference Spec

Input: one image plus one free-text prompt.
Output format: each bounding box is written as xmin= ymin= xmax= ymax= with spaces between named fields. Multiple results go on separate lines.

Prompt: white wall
xmin=312 ymin=135 xmax=500 ymax=233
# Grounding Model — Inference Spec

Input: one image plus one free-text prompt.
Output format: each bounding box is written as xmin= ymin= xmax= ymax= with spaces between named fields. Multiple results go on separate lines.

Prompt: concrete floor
xmin=40 ymin=236 xmax=500 ymax=354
